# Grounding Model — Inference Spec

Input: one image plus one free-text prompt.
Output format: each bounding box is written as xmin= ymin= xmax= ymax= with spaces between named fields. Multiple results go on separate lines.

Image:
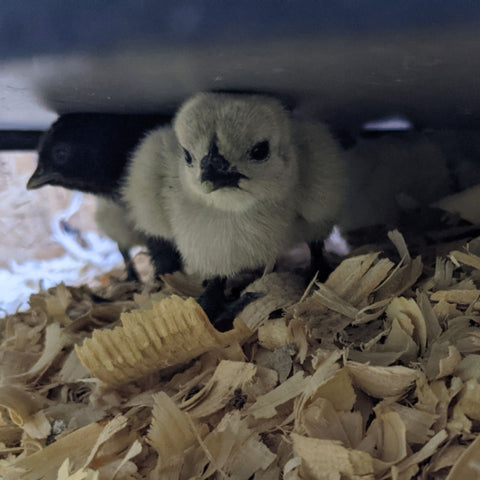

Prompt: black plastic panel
xmin=1 ymin=1 xmax=480 ymax=132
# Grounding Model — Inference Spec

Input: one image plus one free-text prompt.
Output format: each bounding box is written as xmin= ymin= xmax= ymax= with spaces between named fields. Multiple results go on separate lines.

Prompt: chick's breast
xmin=168 ymin=192 xmax=296 ymax=277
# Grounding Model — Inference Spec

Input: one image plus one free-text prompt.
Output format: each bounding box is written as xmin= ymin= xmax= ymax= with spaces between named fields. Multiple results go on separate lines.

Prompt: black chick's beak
xmin=200 ymin=139 xmax=247 ymax=193
xmin=26 ymin=164 xmax=61 ymax=189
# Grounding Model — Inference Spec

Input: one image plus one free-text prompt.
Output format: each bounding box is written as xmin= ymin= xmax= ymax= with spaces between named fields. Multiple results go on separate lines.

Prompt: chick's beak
xmin=200 ymin=140 xmax=247 ymax=193
xmin=26 ymin=165 xmax=61 ymax=189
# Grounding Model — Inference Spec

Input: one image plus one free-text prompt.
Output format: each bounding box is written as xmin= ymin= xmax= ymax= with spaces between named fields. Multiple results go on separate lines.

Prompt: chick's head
xmin=27 ymin=114 xmax=127 ymax=196
xmin=173 ymin=93 xmax=299 ymax=212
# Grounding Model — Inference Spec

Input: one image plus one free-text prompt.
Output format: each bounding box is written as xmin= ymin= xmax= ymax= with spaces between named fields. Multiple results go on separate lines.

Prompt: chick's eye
xmin=52 ymin=144 xmax=71 ymax=165
xmin=184 ymin=148 xmax=193 ymax=166
xmin=249 ymin=141 xmax=269 ymax=162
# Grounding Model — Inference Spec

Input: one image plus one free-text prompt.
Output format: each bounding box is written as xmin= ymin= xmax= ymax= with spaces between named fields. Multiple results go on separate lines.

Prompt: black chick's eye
xmin=52 ymin=144 xmax=71 ymax=165
xmin=249 ymin=141 xmax=269 ymax=162
xmin=184 ymin=148 xmax=193 ymax=166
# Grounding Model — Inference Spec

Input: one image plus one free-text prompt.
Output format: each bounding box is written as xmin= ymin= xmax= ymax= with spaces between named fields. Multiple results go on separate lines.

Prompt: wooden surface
xmin=0 ymin=152 xmax=97 ymax=268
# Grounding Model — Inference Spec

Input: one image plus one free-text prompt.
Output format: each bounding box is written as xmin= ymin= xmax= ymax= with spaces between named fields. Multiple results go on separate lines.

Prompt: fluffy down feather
xmin=123 ymin=93 xmax=345 ymax=278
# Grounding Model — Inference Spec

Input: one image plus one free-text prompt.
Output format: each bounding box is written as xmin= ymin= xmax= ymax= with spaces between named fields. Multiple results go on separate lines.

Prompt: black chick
xmin=27 ymin=113 xmax=182 ymax=281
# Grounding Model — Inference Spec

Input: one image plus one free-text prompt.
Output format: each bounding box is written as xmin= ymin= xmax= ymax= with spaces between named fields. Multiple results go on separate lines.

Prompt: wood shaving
xmin=291 ymin=433 xmax=375 ymax=479
xmin=345 ymin=362 xmax=419 ymax=398
xmin=147 ymin=392 xmax=197 ymax=477
xmin=445 ymin=434 xmax=480 ymax=480
xmin=75 ymin=296 xmax=252 ymax=385
xmin=0 ymin=230 xmax=479 ymax=478
xmin=238 ymin=273 xmax=304 ymax=330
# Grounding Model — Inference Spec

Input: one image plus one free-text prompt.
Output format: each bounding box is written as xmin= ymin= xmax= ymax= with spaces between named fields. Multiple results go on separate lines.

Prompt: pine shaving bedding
xmin=0 ymin=231 xmax=480 ymax=479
